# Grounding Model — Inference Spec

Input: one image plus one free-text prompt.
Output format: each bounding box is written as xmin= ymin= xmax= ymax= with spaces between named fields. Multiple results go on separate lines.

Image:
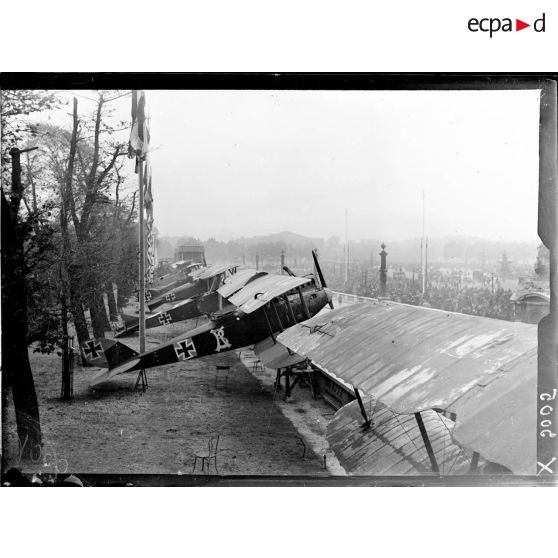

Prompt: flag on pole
xmin=146 ymin=225 xmax=156 ymax=285
xmin=127 ymin=90 xmax=138 ymax=158
xmin=146 ymin=203 xmax=156 ymax=287
xmin=144 ymin=154 xmax=155 ymax=286
xmin=143 ymin=155 xmax=153 ymax=212
xmin=129 ymin=90 xmax=150 ymax=171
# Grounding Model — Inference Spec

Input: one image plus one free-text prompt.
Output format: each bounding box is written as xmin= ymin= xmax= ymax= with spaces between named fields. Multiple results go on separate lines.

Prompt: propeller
xmin=283 ymin=266 xmax=296 ymax=277
xmin=312 ymin=250 xmax=334 ymax=309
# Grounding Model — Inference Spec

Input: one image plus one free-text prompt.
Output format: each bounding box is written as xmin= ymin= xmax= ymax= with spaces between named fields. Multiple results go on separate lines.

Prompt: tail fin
xmin=113 ymin=313 xmax=139 ymax=338
xmin=81 ymin=338 xmax=139 ymax=370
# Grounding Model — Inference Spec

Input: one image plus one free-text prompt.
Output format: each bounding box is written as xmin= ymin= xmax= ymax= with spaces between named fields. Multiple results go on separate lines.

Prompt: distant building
xmin=157 ymin=258 xmax=173 ymax=273
xmin=174 ymin=243 xmax=206 ymax=265
xmin=511 ymin=289 xmax=550 ymax=324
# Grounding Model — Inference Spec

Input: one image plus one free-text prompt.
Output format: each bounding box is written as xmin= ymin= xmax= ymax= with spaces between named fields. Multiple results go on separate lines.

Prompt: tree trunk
xmin=106 ymin=282 xmax=119 ymax=321
xmin=1 ymin=148 xmax=42 ymax=458
xmin=88 ymin=289 xmax=110 ymax=337
xmin=60 ymin=294 xmax=72 ymax=401
xmin=69 ymin=299 xmax=90 ymax=366
xmin=116 ymin=285 xmax=128 ymax=312
xmin=60 ymin=95 xmax=78 ymax=395
xmin=68 ymin=275 xmax=90 ymax=344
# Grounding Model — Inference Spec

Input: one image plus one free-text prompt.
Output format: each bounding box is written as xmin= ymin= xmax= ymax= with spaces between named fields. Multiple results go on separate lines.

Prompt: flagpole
xmin=138 ymin=157 xmax=146 ymax=356
xmin=344 ymin=208 xmax=348 ymax=283
xmin=421 ymin=189 xmax=426 ymax=296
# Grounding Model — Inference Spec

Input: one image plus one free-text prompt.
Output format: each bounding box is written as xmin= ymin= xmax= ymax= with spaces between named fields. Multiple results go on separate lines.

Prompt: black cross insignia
xmin=174 ymin=339 xmax=197 ymax=361
xmin=165 ymin=292 xmax=176 ymax=302
xmin=158 ymin=312 xmax=172 ymax=325
xmin=83 ymin=340 xmax=102 ymax=360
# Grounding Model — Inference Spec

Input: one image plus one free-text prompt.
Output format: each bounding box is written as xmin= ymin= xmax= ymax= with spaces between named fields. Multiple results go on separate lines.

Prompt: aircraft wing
xmin=276 ymin=300 xmax=537 ymax=474
xmin=217 ymin=268 xmax=267 ymax=299
xmin=254 ymin=336 xmax=307 ymax=369
xmin=193 ymin=263 xmax=238 ymax=281
xmin=326 ymin=394 xmax=469 ymax=475
xmin=228 ymin=274 xmax=311 ymax=314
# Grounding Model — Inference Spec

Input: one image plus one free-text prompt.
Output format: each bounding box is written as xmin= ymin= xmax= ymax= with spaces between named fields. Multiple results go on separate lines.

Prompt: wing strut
xmin=468 ymin=451 xmax=480 ymax=474
xmin=296 ymin=286 xmax=310 ymax=319
xmin=353 ymin=387 xmax=371 ymax=429
xmin=282 ymin=293 xmax=297 ymax=326
xmin=270 ymin=299 xmax=285 ymax=332
xmin=261 ymin=303 xmax=276 ymax=343
xmin=415 ymin=412 xmax=440 ymax=474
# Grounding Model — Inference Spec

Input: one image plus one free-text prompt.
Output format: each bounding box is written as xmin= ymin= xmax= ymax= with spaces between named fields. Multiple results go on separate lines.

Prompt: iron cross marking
xmin=165 ymin=292 xmax=176 ymax=302
xmin=158 ymin=312 xmax=172 ymax=325
xmin=174 ymin=339 xmax=197 ymax=361
xmin=83 ymin=340 xmax=102 ymax=360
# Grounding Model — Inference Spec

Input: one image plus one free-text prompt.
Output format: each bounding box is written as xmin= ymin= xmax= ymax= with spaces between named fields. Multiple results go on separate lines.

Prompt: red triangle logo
xmin=516 ymin=19 xmax=530 ymax=31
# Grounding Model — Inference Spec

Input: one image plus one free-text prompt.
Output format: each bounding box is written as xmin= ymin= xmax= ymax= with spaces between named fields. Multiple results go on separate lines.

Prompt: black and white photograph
xmin=1 ymin=75 xmax=557 ymax=487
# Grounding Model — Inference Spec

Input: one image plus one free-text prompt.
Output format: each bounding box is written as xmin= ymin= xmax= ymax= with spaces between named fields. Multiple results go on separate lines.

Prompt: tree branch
xmin=65 ymin=98 xmax=80 ymax=237
xmin=85 ymin=95 xmax=104 ymax=189
xmin=126 ymin=191 xmax=137 ymax=225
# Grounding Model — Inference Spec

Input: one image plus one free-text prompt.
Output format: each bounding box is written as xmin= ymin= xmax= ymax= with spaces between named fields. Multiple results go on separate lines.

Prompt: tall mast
xmin=344 ymin=208 xmax=349 ymax=283
xmin=421 ymin=189 xmax=426 ymax=296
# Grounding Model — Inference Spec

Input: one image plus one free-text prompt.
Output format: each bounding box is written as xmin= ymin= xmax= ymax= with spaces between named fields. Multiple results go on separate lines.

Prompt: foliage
xmin=2 ymin=89 xmax=139 ymax=351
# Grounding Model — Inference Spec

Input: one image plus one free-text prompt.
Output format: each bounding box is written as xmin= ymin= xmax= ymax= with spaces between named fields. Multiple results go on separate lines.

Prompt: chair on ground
xmin=252 ymin=360 xmax=264 ymax=374
xmin=215 ymin=365 xmax=231 ymax=386
xmin=192 ymin=435 xmax=220 ymax=474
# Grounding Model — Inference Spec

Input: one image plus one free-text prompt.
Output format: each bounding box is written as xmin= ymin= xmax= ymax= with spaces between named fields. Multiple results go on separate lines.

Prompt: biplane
xmin=115 ymin=267 xmax=263 ymax=338
xmin=145 ymin=263 xmax=239 ymax=311
xmin=143 ymin=261 xmax=204 ymax=302
xmin=118 ymin=263 xmax=239 ymax=336
xmin=275 ymin=298 xmax=538 ymax=475
xmin=82 ymin=252 xmax=332 ymax=386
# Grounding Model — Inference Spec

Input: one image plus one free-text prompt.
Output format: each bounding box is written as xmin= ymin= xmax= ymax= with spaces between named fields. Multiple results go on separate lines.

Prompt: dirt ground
xmin=2 ymin=318 xmax=345 ymax=478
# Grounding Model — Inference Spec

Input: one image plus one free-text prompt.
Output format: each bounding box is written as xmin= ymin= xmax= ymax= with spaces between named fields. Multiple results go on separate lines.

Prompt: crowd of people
xmin=330 ymin=272 xmax=516 ymax=321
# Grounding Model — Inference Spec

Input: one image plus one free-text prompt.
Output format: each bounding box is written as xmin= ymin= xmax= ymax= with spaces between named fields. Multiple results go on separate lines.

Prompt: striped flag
xmin=143 ymin=155 xmax=153 ymax=211
xmin=146 ymin=210 xmax=156 ymax=286
xmin=129 ymin=90 xmax=150 ymax=169
xmin=144 ymin=156 xmax=155 ymax=286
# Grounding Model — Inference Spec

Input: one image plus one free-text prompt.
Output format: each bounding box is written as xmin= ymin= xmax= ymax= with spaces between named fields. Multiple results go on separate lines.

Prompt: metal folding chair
xmin=192 ymin=435 xmax=220 ymax=474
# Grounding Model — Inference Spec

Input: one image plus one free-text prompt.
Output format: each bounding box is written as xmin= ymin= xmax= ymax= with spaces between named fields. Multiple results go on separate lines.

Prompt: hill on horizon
xmin=232 ymin=230 xmax=322 ymax=246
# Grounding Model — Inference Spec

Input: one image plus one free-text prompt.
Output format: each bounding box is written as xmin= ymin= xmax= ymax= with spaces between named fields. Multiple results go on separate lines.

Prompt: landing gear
xmin=134 ymin=369 xmax=148 ymax=392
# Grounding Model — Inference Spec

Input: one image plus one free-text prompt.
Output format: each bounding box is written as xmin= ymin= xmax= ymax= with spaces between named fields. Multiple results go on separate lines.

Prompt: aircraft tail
xmin=80 ymin=337 xmax=139 ymax=370
xmin=113 ymin=313 xmax=139 ymax=338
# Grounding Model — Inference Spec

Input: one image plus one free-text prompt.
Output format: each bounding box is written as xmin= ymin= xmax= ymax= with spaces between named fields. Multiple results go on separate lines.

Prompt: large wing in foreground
xmin=327 ymin=394 xmax=470 ymax=475
xmin=277 ymin=300 xmax=537 ymax=474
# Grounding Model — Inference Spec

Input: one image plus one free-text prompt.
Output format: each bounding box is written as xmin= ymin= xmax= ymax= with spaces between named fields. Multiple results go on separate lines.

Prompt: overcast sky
xmin=58 ymin=88 xmax=542 ymax=243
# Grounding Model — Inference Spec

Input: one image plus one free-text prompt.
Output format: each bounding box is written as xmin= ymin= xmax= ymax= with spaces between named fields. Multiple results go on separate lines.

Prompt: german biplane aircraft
xmin=275 ymin=298 xmax=538 ymax=475
xmin=115 ymin=267 xmax=263 ymax=338
xmin=145 ymin=263 xmax=239 ymax=311
xmin=143 ymin=261 xmax=204 ymax=303
xmin=81 ymin=252 xmax=332 ymax=386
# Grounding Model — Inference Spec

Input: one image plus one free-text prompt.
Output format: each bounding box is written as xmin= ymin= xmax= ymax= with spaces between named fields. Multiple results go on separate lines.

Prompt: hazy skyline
xmin=41 ymin=88 xmax=542 ymax=243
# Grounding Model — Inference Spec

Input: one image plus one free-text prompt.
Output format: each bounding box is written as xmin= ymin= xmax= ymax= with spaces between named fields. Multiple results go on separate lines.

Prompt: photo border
xmin=1 ymin=72 xmax=556 ymax=486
